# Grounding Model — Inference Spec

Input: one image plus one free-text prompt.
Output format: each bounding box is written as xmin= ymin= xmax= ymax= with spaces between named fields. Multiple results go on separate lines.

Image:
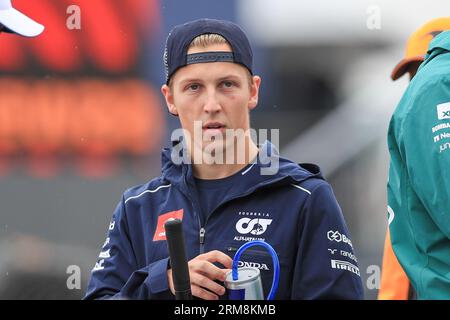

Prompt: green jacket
xmin=387 ymin=30 xmax=450 ymax=299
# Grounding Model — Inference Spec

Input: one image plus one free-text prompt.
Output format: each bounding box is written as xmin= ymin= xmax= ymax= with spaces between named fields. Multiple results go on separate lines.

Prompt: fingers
xmin=191 ymin=259 xmax=228 ymax=282
xmin=191 ymin=284 xmax=219 ymax=300
xmin=189 ymin=250 xmax=233 ymax=300
xmin=190 ymin=272 xmax=226 ymax=298
xmin=199 ymin=250 xmax=233 ymax=269
xmin=166 ymin=269 xmax=175 ymax=295
xmin=168 ymin=265 xmax=226 ymax=299
xmin=189 ymin=260 xmax=228 ymax=298
xmin=167 ymin=250 xmax=233 ymax=300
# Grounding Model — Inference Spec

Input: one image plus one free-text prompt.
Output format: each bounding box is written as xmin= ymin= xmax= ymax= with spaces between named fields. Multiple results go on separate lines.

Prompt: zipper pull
xmin=199 ymin=227 xmax=206 ymax=244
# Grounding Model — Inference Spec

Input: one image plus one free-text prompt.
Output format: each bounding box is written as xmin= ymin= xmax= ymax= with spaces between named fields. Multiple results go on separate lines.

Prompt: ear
xmin=161 ymin=84 xmax=178 ymax=116
xmin=248 ymin=75 xmax=261 ymax=111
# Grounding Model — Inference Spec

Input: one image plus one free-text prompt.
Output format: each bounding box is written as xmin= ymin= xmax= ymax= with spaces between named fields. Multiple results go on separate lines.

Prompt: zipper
xmin=190 ymin=198 xmax=206 ymax=254
xmin=180 ymin=187 xmax=205 ymax=254
xmin=199 ymin=227 xmax=206 ymax=245
xmin=179 ymin=171 xmax=207 ymax=254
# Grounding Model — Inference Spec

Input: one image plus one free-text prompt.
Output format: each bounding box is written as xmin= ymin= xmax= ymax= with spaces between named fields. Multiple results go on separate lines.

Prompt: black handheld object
xmin=164 ymin=218 xmax=192 ymax=300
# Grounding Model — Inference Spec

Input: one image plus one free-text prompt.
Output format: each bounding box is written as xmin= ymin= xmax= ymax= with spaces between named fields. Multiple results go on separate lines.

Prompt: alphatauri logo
xmin=236 ymin=218 xmax=272 ymax=235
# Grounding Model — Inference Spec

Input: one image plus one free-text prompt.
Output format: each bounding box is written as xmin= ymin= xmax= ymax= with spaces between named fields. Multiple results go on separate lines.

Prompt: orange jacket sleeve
xmin=378 ymin=229 xmax=411 ymax=300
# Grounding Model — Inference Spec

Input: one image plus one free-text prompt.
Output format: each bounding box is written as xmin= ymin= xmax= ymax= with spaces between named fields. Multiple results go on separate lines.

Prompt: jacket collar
xmin=422 ymin=30 xmax=450 ymax=67
xmin=161 ymin=140 xmax=323 ymax=197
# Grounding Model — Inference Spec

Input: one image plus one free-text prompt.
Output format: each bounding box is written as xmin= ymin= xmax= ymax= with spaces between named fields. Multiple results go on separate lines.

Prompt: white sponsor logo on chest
xmin=437 ymin=102 xmax=450 ymax=120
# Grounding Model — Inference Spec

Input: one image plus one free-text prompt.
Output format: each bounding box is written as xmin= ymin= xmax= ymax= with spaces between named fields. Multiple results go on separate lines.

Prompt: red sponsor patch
xmin=153 ymin=209 xmax=184 ymax=241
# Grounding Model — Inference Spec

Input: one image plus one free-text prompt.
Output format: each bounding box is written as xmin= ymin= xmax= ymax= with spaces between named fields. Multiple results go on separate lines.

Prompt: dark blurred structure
xmin=0 ymin=234 xmax=93 ymax=299
xmin=0 ymin=0 xmax=164 ymax=299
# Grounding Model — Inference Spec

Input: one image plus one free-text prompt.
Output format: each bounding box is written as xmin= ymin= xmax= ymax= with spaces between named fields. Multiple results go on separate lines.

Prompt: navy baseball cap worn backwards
xmin=164 ymin=18 xmax=253 ymax=84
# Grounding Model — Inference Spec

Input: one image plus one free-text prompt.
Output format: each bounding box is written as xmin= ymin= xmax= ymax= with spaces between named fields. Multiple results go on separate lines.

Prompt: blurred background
xmin=0 ymin=0 xmax=449 ymax=300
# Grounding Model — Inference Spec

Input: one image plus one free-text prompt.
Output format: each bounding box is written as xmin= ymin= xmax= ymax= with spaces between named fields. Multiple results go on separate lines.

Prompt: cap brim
xmin=391 ymin=56 xmax=424 ymax=81
xmin=0 ymin=8 xmax=44 ymax=37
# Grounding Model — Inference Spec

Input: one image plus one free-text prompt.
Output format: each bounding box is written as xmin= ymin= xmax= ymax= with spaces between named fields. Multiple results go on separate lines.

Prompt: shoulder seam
xmin=290 ymin=183 xmax=312 ymax=195
xmin=291 ymin=179 xmax=329 ymax=196
xmin=124 ymin=184 xmax=171 ymax=204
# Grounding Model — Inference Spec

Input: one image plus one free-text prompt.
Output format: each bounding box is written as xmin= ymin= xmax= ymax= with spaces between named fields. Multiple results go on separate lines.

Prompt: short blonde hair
xmin=188 ymin=33 xmax=228 ymax=49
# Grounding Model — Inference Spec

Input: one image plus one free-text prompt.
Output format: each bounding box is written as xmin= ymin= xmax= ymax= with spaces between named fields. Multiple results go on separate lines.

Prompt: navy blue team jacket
xmin=84 ymin=141 xmax=364 ymax=299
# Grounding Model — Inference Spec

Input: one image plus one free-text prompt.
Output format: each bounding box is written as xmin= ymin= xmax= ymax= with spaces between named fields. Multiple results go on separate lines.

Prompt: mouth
xmin=202 ymin=122 xmax=226 ymax=132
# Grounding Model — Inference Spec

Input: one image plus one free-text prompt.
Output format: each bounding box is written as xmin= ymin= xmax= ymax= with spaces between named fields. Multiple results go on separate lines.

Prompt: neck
xmin=191 ymin=138 xmax=259 ymax=180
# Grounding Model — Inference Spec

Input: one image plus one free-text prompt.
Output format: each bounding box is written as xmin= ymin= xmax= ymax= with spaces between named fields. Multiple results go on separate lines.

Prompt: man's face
xmin=161 ymin=43 xmax=261 ymax=159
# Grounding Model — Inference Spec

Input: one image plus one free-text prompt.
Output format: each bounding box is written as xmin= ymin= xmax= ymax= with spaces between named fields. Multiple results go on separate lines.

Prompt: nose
xmin=203 ymin=88 xmax=222 ymax=114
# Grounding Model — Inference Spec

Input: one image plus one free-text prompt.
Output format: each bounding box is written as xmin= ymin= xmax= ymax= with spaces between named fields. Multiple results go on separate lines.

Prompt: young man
xmin=85 ymin=18 xmax=363 ymax=300
xmin=379 ymin=18 xmax=450 ymax=300
xmin=0 ymin=0 xmax=44 ymax=37
xmin=387 ymin=24 xmax=450 ymax=299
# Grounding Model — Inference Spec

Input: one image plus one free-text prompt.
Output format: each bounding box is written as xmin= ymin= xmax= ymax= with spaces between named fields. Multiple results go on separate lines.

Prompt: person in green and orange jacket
xmin=379 ymin=17 xmax=450 ymax=300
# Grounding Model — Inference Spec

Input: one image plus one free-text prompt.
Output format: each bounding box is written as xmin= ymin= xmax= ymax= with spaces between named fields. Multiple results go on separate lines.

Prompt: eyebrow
xmin=178 ymin=74 xmax=242 ymax=86
xmin=216 ymin=75 xmax=242 ymax=82
xmin=178 ymin=78 xmax=203 ymax=87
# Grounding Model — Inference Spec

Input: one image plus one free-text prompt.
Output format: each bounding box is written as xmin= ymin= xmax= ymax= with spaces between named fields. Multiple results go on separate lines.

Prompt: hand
xmin=167 ymin=250 xmax=232 ymax=300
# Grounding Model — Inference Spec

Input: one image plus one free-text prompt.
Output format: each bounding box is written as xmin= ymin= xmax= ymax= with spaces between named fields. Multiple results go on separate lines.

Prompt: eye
xmin=186 ymin=83 xmax=201 ymax=91
xmin=221 ymin=80 xmax=237 ymax=89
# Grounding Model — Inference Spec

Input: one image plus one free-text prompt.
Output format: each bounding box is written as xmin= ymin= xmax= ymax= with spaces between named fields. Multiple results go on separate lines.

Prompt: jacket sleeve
xmin=292 ymin=182 xmax=364 ymax=299
xmin=400 ymin=79 xmax=450 ymax=238
xmin=84 ymin=196 xmax=173 ymax=300
xmin=377 ymin=229 xmax=411 ymax=300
